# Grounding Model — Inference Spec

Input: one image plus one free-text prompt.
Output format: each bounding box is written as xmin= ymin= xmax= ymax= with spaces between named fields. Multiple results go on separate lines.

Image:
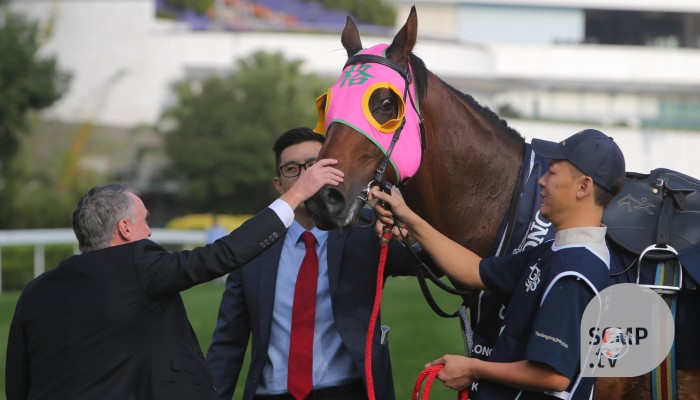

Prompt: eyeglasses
xmin=278 ymin=160 xmax=317 ymax=178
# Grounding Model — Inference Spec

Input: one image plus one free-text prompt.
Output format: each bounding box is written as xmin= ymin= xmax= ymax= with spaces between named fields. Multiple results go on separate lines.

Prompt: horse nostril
xmin=324 ymin=187 xmax=345 ymax=216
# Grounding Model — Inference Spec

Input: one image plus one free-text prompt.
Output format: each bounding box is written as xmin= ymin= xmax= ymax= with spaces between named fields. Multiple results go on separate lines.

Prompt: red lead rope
xmin=364 ymin=226 xmax=468 ymax=400
xmin=413 ymin=365 xmax=468 ymax=400
xmin=364 ymin=227 xmax=392 ymax=400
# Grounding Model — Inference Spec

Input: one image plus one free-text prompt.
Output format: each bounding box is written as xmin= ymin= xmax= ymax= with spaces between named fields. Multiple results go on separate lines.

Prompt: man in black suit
xmin=5 ymin=159 xmax=344 ymax=400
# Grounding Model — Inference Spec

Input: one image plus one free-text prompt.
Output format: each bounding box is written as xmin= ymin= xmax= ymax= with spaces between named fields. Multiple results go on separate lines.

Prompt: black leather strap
xmin=345 ymin=54 xmax=409 ymax=81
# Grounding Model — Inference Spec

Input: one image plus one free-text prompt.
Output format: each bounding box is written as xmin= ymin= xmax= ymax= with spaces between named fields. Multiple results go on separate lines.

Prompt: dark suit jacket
xmin=206 ymin=213 xmax=421 ymax=400
xmin=5 ymin=208 xmax=286 ymax=400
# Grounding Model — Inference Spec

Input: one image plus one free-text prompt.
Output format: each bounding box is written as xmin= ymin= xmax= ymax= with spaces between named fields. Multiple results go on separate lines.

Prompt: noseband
xmin=341 ymin=53 xmax=425 ymax=204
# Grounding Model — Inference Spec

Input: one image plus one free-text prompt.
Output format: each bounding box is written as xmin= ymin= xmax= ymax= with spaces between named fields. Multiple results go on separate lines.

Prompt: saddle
xmin=603 ymin=168 xmax=700 ymax=289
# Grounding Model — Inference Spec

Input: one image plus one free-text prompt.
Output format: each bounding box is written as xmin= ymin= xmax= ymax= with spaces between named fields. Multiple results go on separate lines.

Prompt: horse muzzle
xmin=306 ymin=185 xmax=364 ymax=230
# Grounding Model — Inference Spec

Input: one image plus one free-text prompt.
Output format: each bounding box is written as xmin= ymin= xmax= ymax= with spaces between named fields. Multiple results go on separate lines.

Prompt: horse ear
xmin=341 ymin=16 xmax=363 ymax=57
xmin=386 ymin=6 xmax=417 ymax=64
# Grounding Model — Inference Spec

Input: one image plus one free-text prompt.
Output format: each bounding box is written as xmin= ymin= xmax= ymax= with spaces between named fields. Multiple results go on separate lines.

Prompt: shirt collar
xmin=288 ymin=220 xmax=329 ymax=247
xmin=553 ymin=226 xmax=610 ymax=267
xmin=553 ymin=226 xmax=607 ymax=247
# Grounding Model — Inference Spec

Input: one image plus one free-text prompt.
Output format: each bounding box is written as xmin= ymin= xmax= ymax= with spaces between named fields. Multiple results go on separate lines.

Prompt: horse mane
xmin=408 ymin=53 xmax=428 ymax=101
xmin=409 ymin=53 xmax=524 ymax=142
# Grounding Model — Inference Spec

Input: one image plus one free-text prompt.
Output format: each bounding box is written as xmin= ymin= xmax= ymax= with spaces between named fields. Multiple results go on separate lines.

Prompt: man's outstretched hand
xmin=280 ymin=159 xmax=344 ymax=209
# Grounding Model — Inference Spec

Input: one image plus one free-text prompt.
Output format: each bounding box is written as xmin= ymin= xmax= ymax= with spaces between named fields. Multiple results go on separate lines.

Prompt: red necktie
xmin=288 ymin=231 xmax=318 ymax=400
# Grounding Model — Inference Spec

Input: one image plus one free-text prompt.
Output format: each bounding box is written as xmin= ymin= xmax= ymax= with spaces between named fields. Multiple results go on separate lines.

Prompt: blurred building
xmin=393 ymin=0 xmax=700 ymax=131
xmin=394 ymin=0 xmax=700 ymax=47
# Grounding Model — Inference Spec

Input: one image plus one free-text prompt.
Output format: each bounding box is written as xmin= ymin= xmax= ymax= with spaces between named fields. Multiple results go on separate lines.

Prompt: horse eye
xmin=380 ymin=98 xmax=393 ymax=111
xmin=365 ymin=86 xmax=405 ymax=129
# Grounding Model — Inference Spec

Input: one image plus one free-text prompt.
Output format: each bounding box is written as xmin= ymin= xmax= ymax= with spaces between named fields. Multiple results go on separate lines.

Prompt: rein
xmin=399 ymin=145 xmax=529 ymax=320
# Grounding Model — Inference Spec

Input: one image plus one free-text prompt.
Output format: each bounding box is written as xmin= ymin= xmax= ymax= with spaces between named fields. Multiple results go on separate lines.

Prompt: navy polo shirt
xmin=474 ymin=227 xmax=611 ymax=400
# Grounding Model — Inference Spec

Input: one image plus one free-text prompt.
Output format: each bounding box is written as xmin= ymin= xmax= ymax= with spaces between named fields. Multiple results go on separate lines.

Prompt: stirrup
xmin=636 ymin=244 xmax=683 ymax=294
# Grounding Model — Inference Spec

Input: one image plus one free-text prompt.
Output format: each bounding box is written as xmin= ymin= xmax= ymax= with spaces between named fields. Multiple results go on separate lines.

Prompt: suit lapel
xmin=258 ymin=238 xmax=285 ymax=344
xmin=327 ymin=230 xmax=348 ymax=296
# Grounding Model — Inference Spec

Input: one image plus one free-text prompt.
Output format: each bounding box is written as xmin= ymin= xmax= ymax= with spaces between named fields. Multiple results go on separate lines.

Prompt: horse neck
xmin=402 ymin=73 xmax=525 ymax=257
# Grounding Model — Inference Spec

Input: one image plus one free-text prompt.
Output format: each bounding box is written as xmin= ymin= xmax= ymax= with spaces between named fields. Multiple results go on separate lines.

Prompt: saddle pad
xmin=679 ymin=242 xmax=700 ymax=286
xmin=603 ymin=168 xmax=700 ymax=256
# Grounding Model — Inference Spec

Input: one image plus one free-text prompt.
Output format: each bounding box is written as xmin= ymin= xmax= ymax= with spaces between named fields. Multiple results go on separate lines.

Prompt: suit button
xmin=272 ymin=232 xmax=279 ymax=238
xmin=212 ymin=386 xmax=217 ymax=392
xmin=260 ymin=242 xmax=265 ymax=248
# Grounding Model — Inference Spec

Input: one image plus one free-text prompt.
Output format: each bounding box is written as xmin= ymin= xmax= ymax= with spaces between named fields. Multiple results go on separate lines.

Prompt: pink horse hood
xmin=316 ymin=44 xmax=422 ymax=182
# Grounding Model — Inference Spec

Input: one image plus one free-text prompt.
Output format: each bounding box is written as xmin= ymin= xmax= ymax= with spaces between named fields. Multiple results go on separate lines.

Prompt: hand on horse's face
xmin=282 ymin=158 xmax=344 ymax=209
xmin=297 ymin=158 xmax=344 ymax=192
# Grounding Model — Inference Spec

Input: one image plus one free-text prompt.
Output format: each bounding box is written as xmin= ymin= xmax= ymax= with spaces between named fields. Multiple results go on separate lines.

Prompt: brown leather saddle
xmin=603 ymin=168 xmax=700 ymax=290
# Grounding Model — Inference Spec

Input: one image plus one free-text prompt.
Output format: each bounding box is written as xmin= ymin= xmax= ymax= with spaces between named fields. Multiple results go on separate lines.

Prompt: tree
xmin=0 ymin=11 xmax=71 ymax=170
xmin=0 ymin=11 xmax=72 ymax=227
xmin=160 ymin=51 xmax=331 ymax=214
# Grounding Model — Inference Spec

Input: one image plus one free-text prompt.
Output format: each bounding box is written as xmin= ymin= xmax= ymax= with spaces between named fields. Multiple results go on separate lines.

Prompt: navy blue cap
xmin=532 ymin=129 xmax=626 ymax=192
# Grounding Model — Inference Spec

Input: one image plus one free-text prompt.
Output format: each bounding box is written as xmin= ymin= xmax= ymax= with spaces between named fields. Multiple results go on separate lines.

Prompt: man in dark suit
xmin=207 ymin=128 xmax=423 ymax=400
xmin=5 ymin=158 xmax=344 ymax=400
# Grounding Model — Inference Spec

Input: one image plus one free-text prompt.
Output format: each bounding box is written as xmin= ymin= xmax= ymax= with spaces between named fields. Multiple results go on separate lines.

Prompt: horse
xmin=305 ymin=6 xmax=700 ymax=400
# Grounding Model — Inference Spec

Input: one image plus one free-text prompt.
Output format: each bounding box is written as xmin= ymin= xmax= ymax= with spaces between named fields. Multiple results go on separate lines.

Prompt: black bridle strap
xmin=345 ymin=54 xmax=410 ymax=82
xmin=401 ymin=238 xmax=472 ymax=319
xmin=374 ymin=119 xmax=405 ymax=183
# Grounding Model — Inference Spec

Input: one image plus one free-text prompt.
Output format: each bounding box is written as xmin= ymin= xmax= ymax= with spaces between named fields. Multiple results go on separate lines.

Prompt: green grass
xmin=2 ymin=277 xmax=466 ymax=399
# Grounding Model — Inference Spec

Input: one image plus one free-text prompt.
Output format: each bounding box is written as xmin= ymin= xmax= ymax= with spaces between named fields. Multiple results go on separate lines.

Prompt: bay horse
xmin=305 ymin=6 xmax=700 ymax=400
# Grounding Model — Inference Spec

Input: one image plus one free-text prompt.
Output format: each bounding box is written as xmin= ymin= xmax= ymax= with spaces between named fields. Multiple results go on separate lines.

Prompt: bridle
xmin=340 ymin=52 xmax=426 ymax=205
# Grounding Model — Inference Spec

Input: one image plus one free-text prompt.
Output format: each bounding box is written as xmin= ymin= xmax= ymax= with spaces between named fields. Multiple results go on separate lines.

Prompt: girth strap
xmin=650 ymin=259 xmax=681 ymax=400
xmin=640 ymin=177 xmax=687 ymax=400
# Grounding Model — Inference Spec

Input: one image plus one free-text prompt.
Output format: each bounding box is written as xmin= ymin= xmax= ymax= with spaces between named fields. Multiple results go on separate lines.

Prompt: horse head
xmin=306 ymin=6 xmax=523 ymax=256
xmin=306 ymin=7 xmax=424 ymax=230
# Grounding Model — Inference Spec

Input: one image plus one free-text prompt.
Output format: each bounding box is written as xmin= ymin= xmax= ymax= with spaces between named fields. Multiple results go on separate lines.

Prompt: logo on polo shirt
xmin=525 ymin=264 xmax=541 ymax=292
xmin=580 ymin=283 xmax=674 ymax=377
